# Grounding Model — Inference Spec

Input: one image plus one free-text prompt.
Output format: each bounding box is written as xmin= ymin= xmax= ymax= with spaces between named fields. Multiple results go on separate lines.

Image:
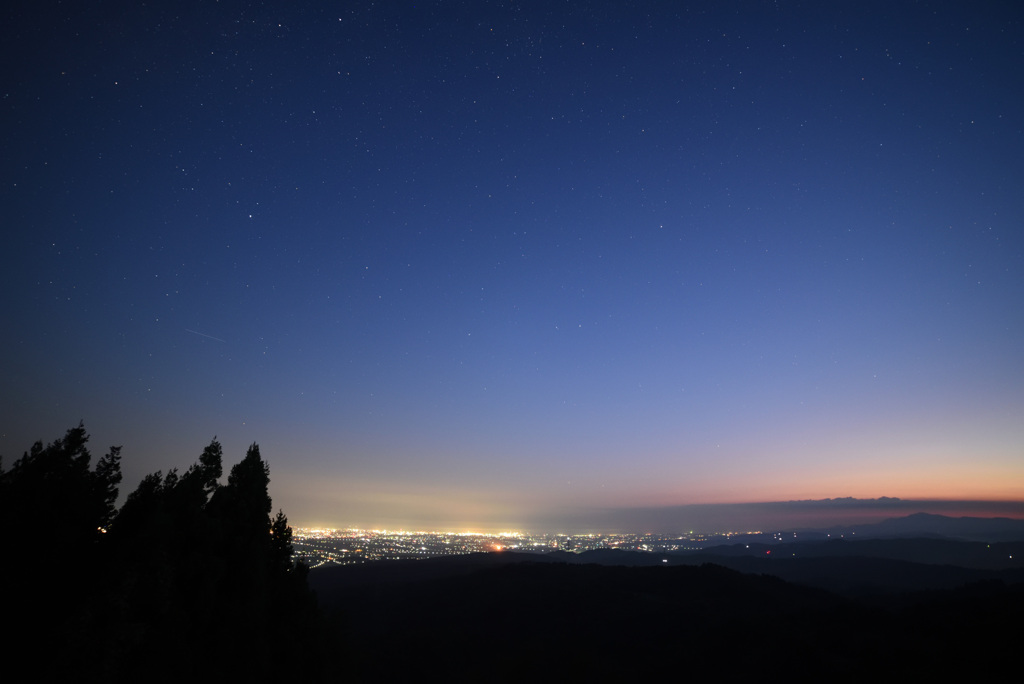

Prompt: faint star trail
xmin=185 ymin=328 xmax=226 ymax=343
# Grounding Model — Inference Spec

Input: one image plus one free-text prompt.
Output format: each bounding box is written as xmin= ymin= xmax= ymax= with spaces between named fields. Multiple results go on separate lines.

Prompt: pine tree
xmin=0 ymin=424 xmax=123 ymax=679
xmin=270 ymin=508 xmax=295 ymax=575
xmin=4 ymin=429 xmax=323 ymax=680
xmin=0 ymin=422 xmax=122 ymax=551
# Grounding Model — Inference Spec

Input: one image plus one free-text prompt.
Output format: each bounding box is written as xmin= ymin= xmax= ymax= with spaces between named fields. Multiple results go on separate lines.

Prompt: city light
xmin=290 ymin=527 xmax=764 ymax=567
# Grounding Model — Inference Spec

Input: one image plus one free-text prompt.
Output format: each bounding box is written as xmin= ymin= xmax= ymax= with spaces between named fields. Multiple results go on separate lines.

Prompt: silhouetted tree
xmin=209 ymin=442 xmax=272 ymax=539
xmin=107 ymin=439 xmax=318 ymax=680
xmin=102 ymin=439 xmax=229 ymax=678
xmin=4 ymin=428 xmax=323 ymax=681
xmin=0 ymin=423 xmax=123 ymax=680
xmin=0 ymin=422 xmax=122 ymax=550
xmin=270 ymin=508 xmax=295 ymax=575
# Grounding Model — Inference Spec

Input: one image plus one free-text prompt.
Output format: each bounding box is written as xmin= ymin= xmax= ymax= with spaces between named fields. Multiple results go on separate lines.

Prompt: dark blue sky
xmin=3 ymin=1 xmax=1022 ymax=532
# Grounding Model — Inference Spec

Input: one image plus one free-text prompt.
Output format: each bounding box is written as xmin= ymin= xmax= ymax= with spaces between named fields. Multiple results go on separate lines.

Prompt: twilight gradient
xmin=2 ymin=1 xmax=1022 ymax=532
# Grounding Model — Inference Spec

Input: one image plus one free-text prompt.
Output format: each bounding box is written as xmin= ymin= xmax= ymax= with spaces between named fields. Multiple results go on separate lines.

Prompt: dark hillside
xmin=312 ymin=553 xmax=1022 ymax=681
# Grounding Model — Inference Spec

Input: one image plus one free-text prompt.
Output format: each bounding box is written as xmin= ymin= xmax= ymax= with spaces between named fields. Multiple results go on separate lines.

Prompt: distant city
xmin=295 ymin=514 xmax=1024 ymax=574
xmin=291 ymin=527 xmax=813 ymax=567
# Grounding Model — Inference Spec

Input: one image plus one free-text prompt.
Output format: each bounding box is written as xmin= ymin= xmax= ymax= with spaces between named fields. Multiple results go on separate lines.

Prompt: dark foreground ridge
xmin=311 ymin=543 xmax=1024 ymax=681
xmin=4 ymin=425 xmax=1023 ymax=681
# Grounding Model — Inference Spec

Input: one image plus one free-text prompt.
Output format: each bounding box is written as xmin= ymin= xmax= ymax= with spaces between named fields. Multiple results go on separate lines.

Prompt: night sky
xmin=3 ymin=1 xmax=1022 ymax=532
